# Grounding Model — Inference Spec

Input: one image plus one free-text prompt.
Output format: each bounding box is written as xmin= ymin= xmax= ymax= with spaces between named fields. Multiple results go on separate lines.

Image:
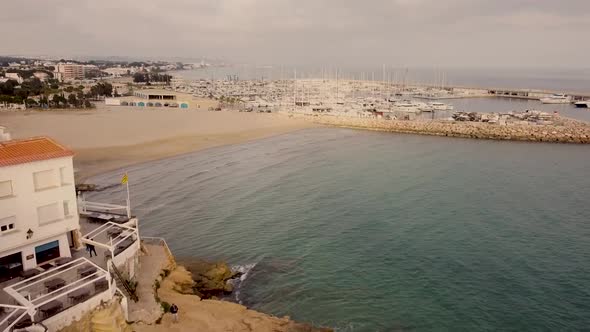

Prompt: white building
xmin=0 ymin=137 xmax=81 ymax=282
xmin=33 ymin=72 xmax=50 ymax=82
xmin=103 ymin=67 xmax=134 ymax=77
xmin=4 ymin=73 xmax=23 ymax=84
xmin=0 ymin=137 xmax=147 ymax=332
xmin=0 ymin=127 xmax=10 ymax=142
xmin=54 ymin=64 xmax=84 ymax=82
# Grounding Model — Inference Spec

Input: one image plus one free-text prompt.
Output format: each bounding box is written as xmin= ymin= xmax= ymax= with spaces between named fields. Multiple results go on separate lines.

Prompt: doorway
xmin=35 ymin=240 xmax=60 ymax=265
xmin=0 ymin=252 xmax=23 ymax=282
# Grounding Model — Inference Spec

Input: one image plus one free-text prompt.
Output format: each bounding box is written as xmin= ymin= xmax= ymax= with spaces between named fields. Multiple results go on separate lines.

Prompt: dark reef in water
xmin=179 ymin=258 xmax=243 ymax=299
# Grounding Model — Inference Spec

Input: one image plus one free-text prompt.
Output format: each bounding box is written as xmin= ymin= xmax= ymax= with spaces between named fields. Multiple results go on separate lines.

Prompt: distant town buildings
xmin=103 ymin=67 xmax=135 ymax=78
xmin=4 ymin=73 xmax=23 ymax=84
xmin=53 ymin=64 xmax=99 ymax=82
xmin=54 ymin=63 xmax=85 ymax=81
xmin=105 ymin=89 xmax=190 ymax=108
xmin=33 ymin=71 xmax=49 ymax=82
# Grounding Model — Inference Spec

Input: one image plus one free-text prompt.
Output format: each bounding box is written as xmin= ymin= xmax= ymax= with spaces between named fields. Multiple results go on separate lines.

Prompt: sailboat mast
xmin=336 ymin=68 xmax=339 ymax=105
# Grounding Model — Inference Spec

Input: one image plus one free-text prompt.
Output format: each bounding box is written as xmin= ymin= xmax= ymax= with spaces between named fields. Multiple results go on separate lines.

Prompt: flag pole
xmin=125 ymin=173 xmax=131 ymax=218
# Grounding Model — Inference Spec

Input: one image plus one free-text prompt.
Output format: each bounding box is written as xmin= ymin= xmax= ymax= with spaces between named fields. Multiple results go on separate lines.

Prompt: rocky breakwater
xmin=310 ymin=115 xmax=590 ymax=144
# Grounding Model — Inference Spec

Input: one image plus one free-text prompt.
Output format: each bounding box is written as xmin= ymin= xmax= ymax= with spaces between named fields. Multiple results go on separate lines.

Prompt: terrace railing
xmin=109 ymin=262 xmax=138 ymax=302
xmin=0 ymin=304 xmax=30 ymax=332
xmin=141 ymin=237 xmax=177 ymax=269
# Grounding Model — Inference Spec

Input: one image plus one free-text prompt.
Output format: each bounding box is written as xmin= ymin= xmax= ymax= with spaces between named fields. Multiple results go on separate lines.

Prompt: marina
xmin=165 ymin=74 xmax=590 ymax=124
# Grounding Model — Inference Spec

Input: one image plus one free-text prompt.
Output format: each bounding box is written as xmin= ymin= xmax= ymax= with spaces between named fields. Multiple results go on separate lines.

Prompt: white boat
xmin=540 ymin=94 xmax=572 ymax=104
xmin=574 ymin=100 xmax=589 ymax=108
xmin=425 ymin=102 xmax=454 ymax=111
xmin=392 ymin=100 xmax=424 ymax=113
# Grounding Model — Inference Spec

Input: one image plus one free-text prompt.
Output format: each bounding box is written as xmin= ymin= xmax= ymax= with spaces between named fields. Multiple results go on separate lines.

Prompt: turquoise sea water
xmin=88 ymin=129 xmax=590 ymax=331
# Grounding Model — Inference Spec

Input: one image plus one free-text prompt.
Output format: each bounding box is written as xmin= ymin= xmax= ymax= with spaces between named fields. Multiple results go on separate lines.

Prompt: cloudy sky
xmin=1 ymin=0 xmax=589 ymax=67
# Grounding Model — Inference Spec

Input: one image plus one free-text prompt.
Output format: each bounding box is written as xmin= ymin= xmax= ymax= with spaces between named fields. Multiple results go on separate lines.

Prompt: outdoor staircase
xmin=109 ymin=262 xmax=138 ymax=302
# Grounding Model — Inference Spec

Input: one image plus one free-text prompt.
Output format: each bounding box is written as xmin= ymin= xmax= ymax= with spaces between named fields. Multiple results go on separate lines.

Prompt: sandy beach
xmin=0 ymin=103 xmax=315 ymax=180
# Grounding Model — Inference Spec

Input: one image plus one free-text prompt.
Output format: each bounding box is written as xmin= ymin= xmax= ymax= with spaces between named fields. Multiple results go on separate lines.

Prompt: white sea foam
xmin=230 ymin=262 xmax=258 ymax=304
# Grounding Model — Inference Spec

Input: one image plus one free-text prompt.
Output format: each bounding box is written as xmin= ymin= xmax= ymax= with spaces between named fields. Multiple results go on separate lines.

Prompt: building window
xmin=0 ymin=180 xmax=13 ymax=198
xmin=63 ymin=200 xmax=72 ymax=217
xmin=0 ymin=223 xmax=15 ymax=232
xmin=60 ymin=167 xmax=72 ymax=185
xmin=0 ymin=216 xmax=16 ymax=233
xmin=33 ymin=169 xmax=58 ymax=191
xmin=37 ymin=202 xmax=61 ymax=225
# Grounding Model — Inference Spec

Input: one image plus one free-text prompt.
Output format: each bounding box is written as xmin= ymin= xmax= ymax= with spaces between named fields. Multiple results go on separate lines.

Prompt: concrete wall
xmin=0 ymin=156 xmax=80 ymax=269
xmin=105 ymin=98 xmax=122 ymax=106
xmin=112 ymin=240 xmax=140 ymax=279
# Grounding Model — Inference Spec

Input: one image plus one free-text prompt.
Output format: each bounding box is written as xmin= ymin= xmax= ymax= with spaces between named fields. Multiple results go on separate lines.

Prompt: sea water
xmin=88 ymin=128 xmax=590 ymax=331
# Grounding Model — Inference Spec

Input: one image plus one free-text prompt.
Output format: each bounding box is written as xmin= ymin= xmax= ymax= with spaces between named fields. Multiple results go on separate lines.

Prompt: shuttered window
xmin=0 ymin=216 xmax=16 ymax=233
xmin=63 ymin=200 xmax=72 ymax=217
xmin=60 ymin=167 xmax=72 ymax=185
xmin=33 ymin=169 xmax=58 ymax=191
xmin=0 ymin=180 xmax=13 ymax=198
xmin=37 ymin=202 xmax=61 ymax=225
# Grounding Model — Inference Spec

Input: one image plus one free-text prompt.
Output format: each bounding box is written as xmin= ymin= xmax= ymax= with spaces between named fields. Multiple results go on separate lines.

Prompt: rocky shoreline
xmin=140 ymin=263 xmax=333 ymax=332
xmin=308 ymin=115 xmax=590 ymax=144
xmin=179 ymin=259 xmax=243 ymax=299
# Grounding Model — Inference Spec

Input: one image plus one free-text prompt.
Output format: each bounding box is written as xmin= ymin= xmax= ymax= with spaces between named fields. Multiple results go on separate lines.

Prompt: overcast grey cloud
xmin=1 ymin=0 xmax=588 ymax=67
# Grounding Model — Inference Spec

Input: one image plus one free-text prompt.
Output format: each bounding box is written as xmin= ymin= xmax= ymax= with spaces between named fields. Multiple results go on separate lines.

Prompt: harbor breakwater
xmin=306 ymin=115 xmax=590 ymax=144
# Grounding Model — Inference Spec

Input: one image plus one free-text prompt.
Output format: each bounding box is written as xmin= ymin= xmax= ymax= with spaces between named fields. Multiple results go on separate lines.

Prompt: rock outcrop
xmin=134 ymin=265 xmax=333 ymax=332
xmin=180 ymin=259 xmax=242 ymax=298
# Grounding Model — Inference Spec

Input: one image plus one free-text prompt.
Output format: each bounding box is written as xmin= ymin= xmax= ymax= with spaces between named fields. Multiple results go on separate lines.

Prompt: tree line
xmin=0 ymin=77 xmax=113 ymax=109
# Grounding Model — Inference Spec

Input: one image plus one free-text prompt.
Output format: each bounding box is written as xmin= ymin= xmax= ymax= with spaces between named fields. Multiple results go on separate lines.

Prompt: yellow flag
xmin=121 ymin=173 xmax=128 ymax=184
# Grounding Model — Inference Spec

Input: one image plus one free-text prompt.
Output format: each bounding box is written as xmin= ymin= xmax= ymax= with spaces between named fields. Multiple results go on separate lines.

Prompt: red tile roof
xmin=0 ymin=137 xmax=74 ymax=167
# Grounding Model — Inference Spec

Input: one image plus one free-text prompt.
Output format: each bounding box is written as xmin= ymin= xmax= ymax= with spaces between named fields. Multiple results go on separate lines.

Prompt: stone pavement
xmin=127 ymin=243 xmax=169 ymax=324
